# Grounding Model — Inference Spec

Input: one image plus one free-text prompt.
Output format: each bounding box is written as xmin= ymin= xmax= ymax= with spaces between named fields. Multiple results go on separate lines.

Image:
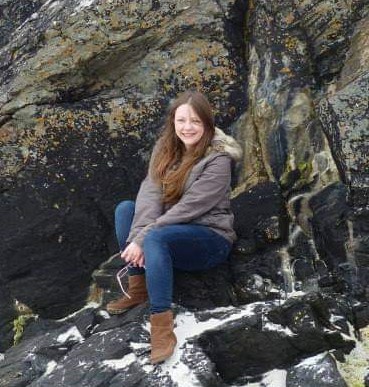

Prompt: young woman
xmin=106 ymin=90 xmax=242 ymax=364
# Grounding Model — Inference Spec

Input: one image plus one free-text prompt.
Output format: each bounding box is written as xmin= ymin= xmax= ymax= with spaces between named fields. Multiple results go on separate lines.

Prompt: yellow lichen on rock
xmin=337 ymin=326 xmax=369 ymax=387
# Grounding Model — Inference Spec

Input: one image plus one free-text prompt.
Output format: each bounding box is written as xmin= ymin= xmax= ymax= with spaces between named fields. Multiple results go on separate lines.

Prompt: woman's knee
xmin=143 ymin=229 xmax=171 ymax=261
xmin=143 ymin=228 xmax=170 ymax=247
xmin=115 ymin=200 xmax=135 ymax=219
xmin=143 ymin=230 xmax=161 ymax=253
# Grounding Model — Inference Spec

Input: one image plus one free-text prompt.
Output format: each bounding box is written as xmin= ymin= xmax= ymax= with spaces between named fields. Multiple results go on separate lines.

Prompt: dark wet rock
xmin=21 ymin=318 xmax=64 ymax=342
xmin=287 ymin=230 xmax=319 ymax=275
xmin=197 ymin=297 xmax=355 ymax=384
xmin=286 ymin=353 xmax=348 ymax=387
xmin=320 ymin=56 xmax=369 ymax=195
xmin=319 ymin=13 xmax=369 ymax=300
xmin=230 ymin=247 xmax=282 ymax=304
xmin=309 ymin=183 xmax=349 ymax=271
xmin=353 ymin=301 xmax=369 ymax=330
xmin=232 ymin=182 xmax=285 ymax=245
xmin=0 ymin=0 xmax=44 ymax=48
xmin=92 ymin=303 xmax=149 ymax=335
xmin=181 ymin=342 xmax=225 ymax=387
xmin=0 ymin=322 xmax=81 ymax=387
xmin=0 ymin=293 xmax=361 ymax=387
xmin=56 ymin=307 xmax=110 ymax=339
xmin=0 ymin=181 xmax=114 ymax=320
xmin=296 ymin=0 xmax=367 ymax=83
xmin=104 ymin=362 xmax=149 ymax=387
xmin=0 ymin=276 xmax=16 ymax=352
xmin=173 ymin=263 xmax=236 ymax=310
xmin=33 ymin=325 xmax=147 ymax=387
xmin=351 ymin=208 xmax=369 ymax=299
xmin=267 ymin=292 xmax=332 ymax=331
xmin=70 ymin=308 xmax=102 ymax=338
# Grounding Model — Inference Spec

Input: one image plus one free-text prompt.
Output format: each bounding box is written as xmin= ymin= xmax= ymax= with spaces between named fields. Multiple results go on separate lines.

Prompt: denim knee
xmin=143 ymin=228 xmax=168 ymax=248
xmin=142 ymin=229 xmax=170 ymax=262
xmin=115 ymin=200 xmax=135 ymax=220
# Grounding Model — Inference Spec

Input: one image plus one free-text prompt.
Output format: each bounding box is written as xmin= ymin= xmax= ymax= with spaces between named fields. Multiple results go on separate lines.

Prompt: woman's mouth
xmin=181 ymin=133 xmax=196 ymax=137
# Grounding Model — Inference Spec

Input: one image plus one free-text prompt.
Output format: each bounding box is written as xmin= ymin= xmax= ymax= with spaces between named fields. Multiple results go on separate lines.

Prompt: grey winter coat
xmin=126 ymin=128 xmax=242 ymax=246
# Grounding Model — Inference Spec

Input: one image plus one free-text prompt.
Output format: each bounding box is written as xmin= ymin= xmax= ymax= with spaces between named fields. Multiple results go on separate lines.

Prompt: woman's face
xmin=174 ymin=103 xmax=205 ymax=150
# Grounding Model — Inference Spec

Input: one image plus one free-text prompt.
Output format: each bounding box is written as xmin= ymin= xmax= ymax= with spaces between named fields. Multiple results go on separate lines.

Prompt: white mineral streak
xmin=103 ymin=353 xmax=136 ymax=370
xmin=263 ymin=320 xmax=295 ymax=336
xmin=57 ymin=326 xmax=84 ymax=343
xmin=75 ymin=0 xmax=95 ymax=12
xmin=44 ymin=360 xmax=58 ymax=376
xmin=296 ymin=352 xmax=327 ymax=367
xmin=57 ymin=302 xmax=100 ymax=322
xmin=239 ymin=369 xmax=287 ymax=387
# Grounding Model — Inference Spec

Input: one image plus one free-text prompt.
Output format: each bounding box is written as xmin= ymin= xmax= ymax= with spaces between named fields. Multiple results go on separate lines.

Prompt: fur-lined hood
xmin=207 ymin=127 xmax=243 ymax=162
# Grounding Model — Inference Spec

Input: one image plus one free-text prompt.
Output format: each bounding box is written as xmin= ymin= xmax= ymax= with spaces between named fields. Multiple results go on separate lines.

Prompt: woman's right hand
xmin=121 ymin=242 xmax=145 ymax=267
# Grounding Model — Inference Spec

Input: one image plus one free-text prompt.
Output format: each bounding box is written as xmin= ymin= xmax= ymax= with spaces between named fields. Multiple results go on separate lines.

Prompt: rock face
xmin=0 ymin=0 xmax=369 ymax=385
xmin=0 ymin=276 xmax=16 ymax=352
xmin=286 ymin=353 xmax=348 ymax=387
xmin=0 ymin=296 xmax=357 ymax=386
xmin=0 ymin=0 xmax=247 ymax=319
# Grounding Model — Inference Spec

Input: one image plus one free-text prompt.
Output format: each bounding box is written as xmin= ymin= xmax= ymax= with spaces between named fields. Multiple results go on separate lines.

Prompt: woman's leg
xmin=115 ymin=200 xmax=135 ymax=249
xmin=114 ymin=200 xmax=145 ymax=276
xmin=107 ymin=200 xmax=147 ymax=314
xmin=143 ymin=224 xmax=232 ymax=314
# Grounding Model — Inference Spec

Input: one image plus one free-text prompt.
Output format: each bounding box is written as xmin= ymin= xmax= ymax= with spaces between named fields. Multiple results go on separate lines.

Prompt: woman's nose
xmin=184 ymin=120 xmax=192 ymax=129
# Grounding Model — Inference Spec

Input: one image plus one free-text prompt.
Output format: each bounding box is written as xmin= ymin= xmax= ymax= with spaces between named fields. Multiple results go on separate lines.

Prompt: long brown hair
xmin=151 ymin=90 xmax=215 ymax=204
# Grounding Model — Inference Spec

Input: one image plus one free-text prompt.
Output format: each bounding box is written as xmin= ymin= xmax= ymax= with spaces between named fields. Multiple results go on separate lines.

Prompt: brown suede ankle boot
xmin=106 ymin=274 xmax=148 ymax=314
xmin=150 ymin=310 xmax=177 ymax=364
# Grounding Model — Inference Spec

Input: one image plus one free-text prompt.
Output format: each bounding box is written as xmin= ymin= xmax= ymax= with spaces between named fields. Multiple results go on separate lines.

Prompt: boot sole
xmin=106 ymin=301 xmax=146 ymax=314
xmin=106 ymin=307 xmax=131 ymax=315
xmin=151 ymin=349 xmax=175 ymax=365
xmin=106 ymin=299 xmax=148 ymax=315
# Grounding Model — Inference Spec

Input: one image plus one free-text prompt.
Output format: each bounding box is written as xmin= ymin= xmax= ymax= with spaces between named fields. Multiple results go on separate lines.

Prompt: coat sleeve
xmin=126 ymin=144 xmax=164 ymax=244
xmin=131 ymin=153 xmax=231 ymax=246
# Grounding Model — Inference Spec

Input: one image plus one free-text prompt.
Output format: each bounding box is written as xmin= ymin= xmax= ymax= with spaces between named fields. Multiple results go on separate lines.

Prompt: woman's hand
xmin=121 ymin=242 xmax=145 ymax=267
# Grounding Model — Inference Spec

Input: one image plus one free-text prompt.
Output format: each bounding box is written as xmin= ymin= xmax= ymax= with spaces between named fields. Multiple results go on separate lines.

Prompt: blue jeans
xmin=115 ymin=200 xmax=232 ymax=313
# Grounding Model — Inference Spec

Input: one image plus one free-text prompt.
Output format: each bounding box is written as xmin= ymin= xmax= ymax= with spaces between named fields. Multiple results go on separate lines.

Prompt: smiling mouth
xmin=181 ymin=133 xmax=196 ymax=137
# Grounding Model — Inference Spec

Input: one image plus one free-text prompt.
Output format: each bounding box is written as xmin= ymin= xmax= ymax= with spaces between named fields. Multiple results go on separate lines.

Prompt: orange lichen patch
xmin=107 ymin=98 xmax=162 ymax=136
xmin=284 ymin=36 xmax=299 ymax=50
xmin=63 ymin=44 xmax=76 ymax=56
xmin=280 ymin=67 xmax=293 ymax=75
xmin=284 ymin=12 xmax=295 ymax=24
xmin=325 ymin=19 xmax=343 ymax=40
xmin=329 ymin=18 xmax=343 ymax=33
xmin=229 ymin=106 xmax=236 ymax=115
xmin=139 ymin=19 xmax=156 ymax=30
xmin=110 ymin=11 xmax=122 ymax=30
xmin=170 ymin=41 xmax=237 ymax=92
xmin=2 ymin=107 xmax=104 ymax=167
xmin=0 ymin=123 xmax=18 ymax=144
